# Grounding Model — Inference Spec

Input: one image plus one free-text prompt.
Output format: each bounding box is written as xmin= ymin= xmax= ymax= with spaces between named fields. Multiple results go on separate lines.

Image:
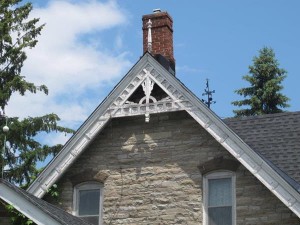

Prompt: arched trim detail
xmin=69 ymin=169 xmax=109 ymax=186
xmin=199 ymin=157 xmax=240 ymax=175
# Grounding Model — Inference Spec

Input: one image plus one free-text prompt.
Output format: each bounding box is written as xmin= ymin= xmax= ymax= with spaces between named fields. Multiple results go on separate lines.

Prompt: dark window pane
xmin=79 ymin=189 xmax=100 ymax=216
xmin=208 ymin=178 xmax=232 ymax=207
xmin=208 ymin=206 xmax=232 ymax=225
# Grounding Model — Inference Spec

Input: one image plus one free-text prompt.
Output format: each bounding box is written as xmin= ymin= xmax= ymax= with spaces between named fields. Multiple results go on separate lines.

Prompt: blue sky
xmin=7 ymin=0 xmax=300 ymax=145
xmin=118 ymin=0 xmax=300 ymax=118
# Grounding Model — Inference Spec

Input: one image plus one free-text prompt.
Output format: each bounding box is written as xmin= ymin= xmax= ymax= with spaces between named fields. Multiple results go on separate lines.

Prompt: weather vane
xmin=202 ymin=79 xmax=216 ymax=108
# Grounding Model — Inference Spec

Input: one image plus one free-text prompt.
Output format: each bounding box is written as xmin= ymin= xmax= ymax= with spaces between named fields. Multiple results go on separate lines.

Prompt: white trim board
xmin=28 ymin=53 xmax=300 ymax=218
xmin=0 ymin=181 xmax=62 ymax=225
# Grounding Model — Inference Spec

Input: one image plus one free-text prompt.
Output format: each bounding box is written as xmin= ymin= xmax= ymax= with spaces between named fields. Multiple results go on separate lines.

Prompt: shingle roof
xmin=224 ymin=111 xmax=300 ymax=191
xmin=0 ymin=179 xmax=92 ymax=225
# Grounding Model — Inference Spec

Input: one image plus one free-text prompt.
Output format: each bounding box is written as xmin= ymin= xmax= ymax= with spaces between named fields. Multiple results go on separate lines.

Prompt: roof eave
xmin=28 ymin=53 xmax=300 ymax=218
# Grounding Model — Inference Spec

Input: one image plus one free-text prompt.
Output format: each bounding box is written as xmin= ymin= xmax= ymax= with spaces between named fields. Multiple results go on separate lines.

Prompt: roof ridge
xmin=224 ymin=111 xmax=300 ymax=121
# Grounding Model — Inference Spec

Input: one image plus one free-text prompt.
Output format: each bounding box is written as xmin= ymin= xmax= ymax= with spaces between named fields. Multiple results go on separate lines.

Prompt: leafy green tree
xmin=0 ymin=0 xmax=73 ymax=185
xmin=0 ymin=1 xmax=72 ymax=223
xmin=232 ymin=47 xmax=289 ymax=117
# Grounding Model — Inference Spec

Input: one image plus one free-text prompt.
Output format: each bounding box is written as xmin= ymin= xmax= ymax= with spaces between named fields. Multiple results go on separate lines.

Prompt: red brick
xmin=142 ymin=11 xmax=175 ymax=67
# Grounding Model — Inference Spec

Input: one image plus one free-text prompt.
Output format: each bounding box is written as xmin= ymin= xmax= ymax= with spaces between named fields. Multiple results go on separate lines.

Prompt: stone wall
xmin=54 ymin=111 xmax=300 ymax=224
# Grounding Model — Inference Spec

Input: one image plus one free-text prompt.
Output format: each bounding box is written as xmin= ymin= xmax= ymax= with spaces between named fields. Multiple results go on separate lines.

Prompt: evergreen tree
xmin=232 ymin=47 xmax=289 ymax=117
xmin=0 ymin=0 xmax=73 ymax=186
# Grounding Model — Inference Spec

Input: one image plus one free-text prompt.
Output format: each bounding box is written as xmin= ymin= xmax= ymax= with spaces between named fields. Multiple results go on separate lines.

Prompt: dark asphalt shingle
xmin=224 ymin=111 xmax=300 ymax=191
xmin=0 ymin=179 xmax=92 ymax=225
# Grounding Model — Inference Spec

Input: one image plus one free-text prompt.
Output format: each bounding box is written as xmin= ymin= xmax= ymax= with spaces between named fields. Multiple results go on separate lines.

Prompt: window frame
xmin=73 ymin=182 xmax=103 ymax=225
xmin=203 ymin=171 xmax=236 ymax=225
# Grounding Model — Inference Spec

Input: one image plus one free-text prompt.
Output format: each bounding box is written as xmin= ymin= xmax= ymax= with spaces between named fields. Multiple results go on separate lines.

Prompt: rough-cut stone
xmin=52 ymin=111 xmax=300 ymax=224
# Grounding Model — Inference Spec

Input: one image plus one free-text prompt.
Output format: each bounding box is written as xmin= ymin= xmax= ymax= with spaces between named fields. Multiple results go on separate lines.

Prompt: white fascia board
xmin=27 ymin=55 xmax=152 ymax=197
xmin=0 ymin=183 xmax=62 ymax=225
xmin=181 ymin=97 xmax=300 ymax=217
xmin=146 ymin=55 xmax=300 ymax=217
xmin=27 ymin=53 xmax=300 ymax=218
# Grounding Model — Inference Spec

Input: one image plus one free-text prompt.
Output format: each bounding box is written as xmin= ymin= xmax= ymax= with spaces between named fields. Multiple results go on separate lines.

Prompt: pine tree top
xmin=232 ymin=47 xmax=289 ymax=117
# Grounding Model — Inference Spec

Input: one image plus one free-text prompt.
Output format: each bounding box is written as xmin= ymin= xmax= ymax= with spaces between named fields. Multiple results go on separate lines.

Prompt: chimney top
xmin=153 ymin=8 xmax=161 ymax=13
xmin=142 ymin=10 xmax=175 ymax=75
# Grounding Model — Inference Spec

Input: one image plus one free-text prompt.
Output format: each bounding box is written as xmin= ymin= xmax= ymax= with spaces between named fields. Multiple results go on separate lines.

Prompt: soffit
xmin=28 ymin=53 xmax=300 ymax=218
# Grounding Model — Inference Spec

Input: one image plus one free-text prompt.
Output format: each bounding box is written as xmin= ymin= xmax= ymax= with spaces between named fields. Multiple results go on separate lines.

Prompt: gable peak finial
xmin=147 ymin=19 xmax=152 ymax=53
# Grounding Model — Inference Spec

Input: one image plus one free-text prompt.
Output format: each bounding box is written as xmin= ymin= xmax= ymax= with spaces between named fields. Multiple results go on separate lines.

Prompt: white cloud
xmin=6 ymin=0 xmax=132 ymax=133
xmin=115 ymin=34 xmax=123 ymax=50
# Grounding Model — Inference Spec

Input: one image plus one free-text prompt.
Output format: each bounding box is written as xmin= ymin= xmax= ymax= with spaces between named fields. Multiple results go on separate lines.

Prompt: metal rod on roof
xmin=202 ymin=79 xmax=216 ymax=109
xmin=147 ymin=19 xmax=152 ymax=53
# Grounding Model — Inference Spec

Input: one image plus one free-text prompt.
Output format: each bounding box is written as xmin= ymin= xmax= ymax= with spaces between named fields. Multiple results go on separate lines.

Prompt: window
xmin=203 ymin=171 xmax=235 ymax=225
xmin=74 ymin=182 xmax=103 ymax=225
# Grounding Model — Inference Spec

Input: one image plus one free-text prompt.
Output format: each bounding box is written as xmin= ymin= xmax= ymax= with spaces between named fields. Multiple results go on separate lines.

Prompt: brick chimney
xmin=142 ymin=10 xmax=175 ymax=74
